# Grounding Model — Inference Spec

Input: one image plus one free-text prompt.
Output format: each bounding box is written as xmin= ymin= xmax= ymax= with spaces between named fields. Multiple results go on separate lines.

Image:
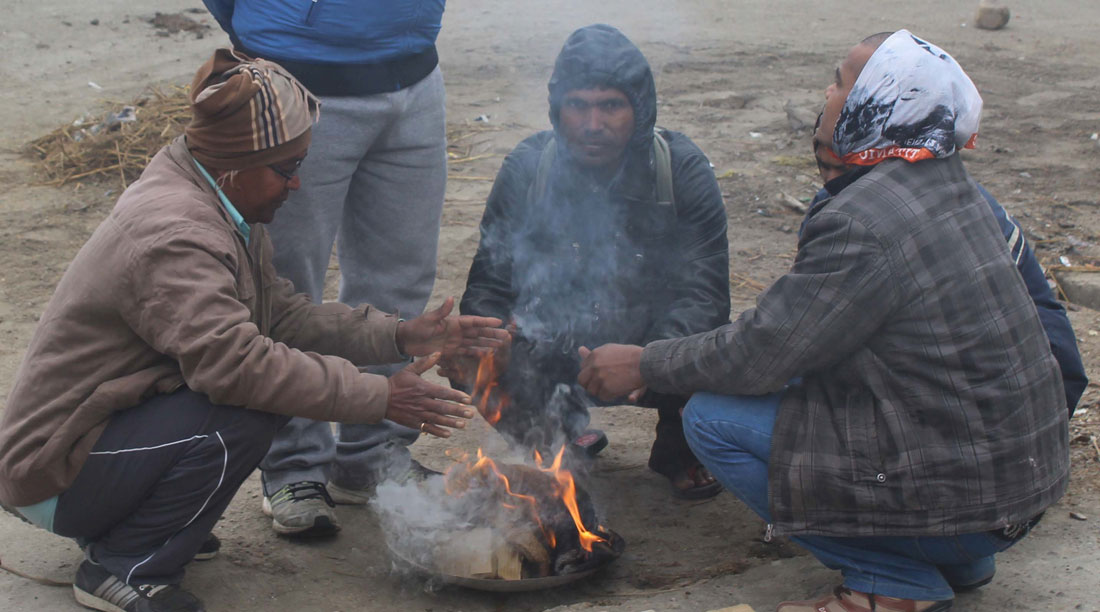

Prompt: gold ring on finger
xmin=419 ymin=421 xmax=428 ymax=434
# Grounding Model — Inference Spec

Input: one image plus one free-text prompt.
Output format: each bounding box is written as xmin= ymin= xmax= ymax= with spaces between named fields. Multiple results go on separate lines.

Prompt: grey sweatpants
xmin=261 ymin=67 xmax=447 ymax=494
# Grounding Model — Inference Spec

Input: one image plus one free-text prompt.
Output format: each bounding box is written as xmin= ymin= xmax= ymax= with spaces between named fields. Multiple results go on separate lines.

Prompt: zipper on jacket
xmin=304 ymin=0 xmax=323 ymax=26
xmin=764 ymin=523 xmax=774 ymax=543
xmin=256 ymin=230 xmax=267 ymax=335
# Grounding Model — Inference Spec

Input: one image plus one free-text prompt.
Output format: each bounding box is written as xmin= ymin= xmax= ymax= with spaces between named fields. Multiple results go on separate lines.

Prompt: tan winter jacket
xmin=0 ymin=136 xmax=403 ymax=506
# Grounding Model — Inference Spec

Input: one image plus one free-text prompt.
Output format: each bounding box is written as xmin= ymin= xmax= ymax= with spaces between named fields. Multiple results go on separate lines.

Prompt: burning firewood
xmin=428 ymin=447 xmax=618 ymax=580
xmin=434 ymin=527 xmax=496 ymax=578
xmin=492 ymin=541 xmax=523 ymax=580
xmin=502 ymin=526 xmax=551 ymax=578
xmin=376 ymin=444 xmax=624 ymax=583
xmin=430 ymin=526 xmax=547 ymax=580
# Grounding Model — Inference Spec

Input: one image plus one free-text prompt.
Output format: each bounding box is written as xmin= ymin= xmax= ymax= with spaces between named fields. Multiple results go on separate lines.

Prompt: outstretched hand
xmin=385 ymin=353 xmax=475 ymax=438
xmin=396 ymin=297 xmax=510 ymax=358
xmin=577 ymin=344 xmax=646 ymax=402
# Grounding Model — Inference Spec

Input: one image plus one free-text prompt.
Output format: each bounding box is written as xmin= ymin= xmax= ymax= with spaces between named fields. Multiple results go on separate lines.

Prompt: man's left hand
xmin=396 ymin=297 xmax=510 ymax=358
xmin=577 ymin=344 xmax=645 ymax=402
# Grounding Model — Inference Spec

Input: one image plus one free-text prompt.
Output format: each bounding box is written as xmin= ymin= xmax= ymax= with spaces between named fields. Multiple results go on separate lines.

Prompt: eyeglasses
xmin=268 ymin=158 xmax=305 ymax=181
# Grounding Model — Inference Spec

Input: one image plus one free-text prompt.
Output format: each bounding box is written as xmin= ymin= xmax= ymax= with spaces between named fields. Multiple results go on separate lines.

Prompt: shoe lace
xmin=283 ymin=481 xmax=335 ymax=507
xmin=135 ymin=584 xmax=171 ymax=598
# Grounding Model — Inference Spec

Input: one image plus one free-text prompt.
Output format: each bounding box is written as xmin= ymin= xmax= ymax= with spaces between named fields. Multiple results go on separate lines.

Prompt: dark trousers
xmin=53 ymin=389 xmax=287 ymax=585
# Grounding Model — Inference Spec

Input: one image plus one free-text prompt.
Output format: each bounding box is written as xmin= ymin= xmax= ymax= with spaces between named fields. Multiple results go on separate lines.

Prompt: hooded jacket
xmin=0 ymin=137 xmax=402 ymax=507
xmin=461 ymin=25 xmax=730 ymax=356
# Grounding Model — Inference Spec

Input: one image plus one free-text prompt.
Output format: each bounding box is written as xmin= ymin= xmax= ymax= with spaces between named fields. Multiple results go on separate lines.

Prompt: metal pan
xmin=389 ymin=529 xmax=625 ymax=593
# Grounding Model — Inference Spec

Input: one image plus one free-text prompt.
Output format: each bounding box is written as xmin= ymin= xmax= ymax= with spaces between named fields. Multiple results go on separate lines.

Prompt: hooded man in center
xmin=447 ymin=24 xmax=732 ymax=499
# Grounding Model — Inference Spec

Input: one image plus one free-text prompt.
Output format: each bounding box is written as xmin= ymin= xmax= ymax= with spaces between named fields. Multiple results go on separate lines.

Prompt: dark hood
xmin=547 ymin=24 xmax=657 ymax=154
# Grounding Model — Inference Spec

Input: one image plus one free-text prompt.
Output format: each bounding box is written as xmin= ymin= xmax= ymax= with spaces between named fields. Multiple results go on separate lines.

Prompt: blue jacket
xmin=202 ymin=1 xmax=444 ymax=95
xmin=808 ymin=182 xmax=1087 ymax=415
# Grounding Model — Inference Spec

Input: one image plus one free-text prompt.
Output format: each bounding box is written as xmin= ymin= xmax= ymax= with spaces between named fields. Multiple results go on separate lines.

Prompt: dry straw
xmin=25 ymin=87 xmax=192 ymax=190
xmin=25 ymin=88 xmax=500 ymax=190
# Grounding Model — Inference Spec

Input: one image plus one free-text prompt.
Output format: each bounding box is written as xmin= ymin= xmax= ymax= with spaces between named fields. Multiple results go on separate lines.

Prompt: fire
xmin=445 ymin=449 xmax=555 ymax=548
xmin=472 ymin=350 xmax=509 ymax=425
xmin=446 ymin=343 xmax=606 ymax=560
xmin=534 ymin=447 xmax=606 ymax=553
xmin=443 ymin=445 xmax=606 ymax=555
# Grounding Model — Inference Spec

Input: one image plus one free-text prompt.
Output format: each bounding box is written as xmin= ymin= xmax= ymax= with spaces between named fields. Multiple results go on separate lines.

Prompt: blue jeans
xmin=683 ymin=391 xmax=1020 ymax=601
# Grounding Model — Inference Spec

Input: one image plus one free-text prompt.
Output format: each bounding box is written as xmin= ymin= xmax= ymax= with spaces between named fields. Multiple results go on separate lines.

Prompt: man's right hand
xmin=437 ymin=318 xmax=515 ymax=387
xmin=385 ymin=353 xmax=475 ymax=438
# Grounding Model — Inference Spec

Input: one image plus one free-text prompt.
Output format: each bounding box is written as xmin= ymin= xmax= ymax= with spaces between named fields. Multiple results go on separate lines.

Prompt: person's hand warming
xmin=395 ymin=297 xmax=509 ymax=358
xmin=385 ymin=353 xmax=475 ymax=438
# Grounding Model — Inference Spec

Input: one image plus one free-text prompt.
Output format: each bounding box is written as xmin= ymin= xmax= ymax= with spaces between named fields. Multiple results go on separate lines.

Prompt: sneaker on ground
xmin=73 ymin=559 xmax=204 ymax=612
xmin=261 ymin=481 xmax=340 ymax=537
xmin=328 ymin=460 xmax=443 ymax=505
xmin=192 ymin=534 xmax=220 ymax=562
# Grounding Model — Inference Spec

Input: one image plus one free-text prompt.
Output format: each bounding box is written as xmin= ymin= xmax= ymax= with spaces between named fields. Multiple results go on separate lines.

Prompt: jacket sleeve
xmin=640 ymin=210 xmax=897 ymax=396
xmin=977 ymin=184 xmax=1088 ymax=414
xmin=124 ymin=223 xmax=389 ymax=424
xmin=459 ymin=153 xmax=526 ymax=321
xmin=260 ymin=235 xmax=405 ymax=367
xmin=643 ymin=151 xmax=731 ymax=342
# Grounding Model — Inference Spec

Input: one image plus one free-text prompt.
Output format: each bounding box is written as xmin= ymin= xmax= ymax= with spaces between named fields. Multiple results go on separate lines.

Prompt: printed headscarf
xmin=833 ymin=30 xmax=982 ymax=166
xmin=185 ymin=48 xmax=320 ymax=170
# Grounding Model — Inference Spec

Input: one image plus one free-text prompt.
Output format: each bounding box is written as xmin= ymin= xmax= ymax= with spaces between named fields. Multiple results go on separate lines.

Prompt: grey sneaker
xmin=73 ymin=559 xmax=204 ymax=612
xmin=261 ymin=481 xmax=340 ymax=537
xmin=328 ymin=460 xmax=442 ymax=505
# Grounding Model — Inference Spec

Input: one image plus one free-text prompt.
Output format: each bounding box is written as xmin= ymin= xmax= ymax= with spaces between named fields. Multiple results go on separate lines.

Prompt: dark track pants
xmin=53 ymin=389 xmax=287 ymax=585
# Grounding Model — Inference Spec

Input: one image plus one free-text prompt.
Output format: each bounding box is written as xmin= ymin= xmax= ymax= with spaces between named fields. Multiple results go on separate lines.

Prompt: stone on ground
xmin=975 ymin=2 xmax=1011 ymax=30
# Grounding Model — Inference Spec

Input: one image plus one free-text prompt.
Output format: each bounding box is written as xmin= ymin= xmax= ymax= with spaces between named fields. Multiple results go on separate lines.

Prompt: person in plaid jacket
xmin=577 ymin=31 xmax=1069 ymax=612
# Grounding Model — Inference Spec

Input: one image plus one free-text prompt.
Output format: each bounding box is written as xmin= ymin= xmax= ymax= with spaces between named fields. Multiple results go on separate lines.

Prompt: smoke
xmin=371 ymin=476 xmax=474 ymax=571
xmin=370 ymin=446 xmax=606 ymax=578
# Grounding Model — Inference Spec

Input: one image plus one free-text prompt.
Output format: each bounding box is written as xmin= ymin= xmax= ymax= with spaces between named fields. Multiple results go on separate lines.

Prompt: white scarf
xmin=833 ymin=30 xmax=982 ymax=166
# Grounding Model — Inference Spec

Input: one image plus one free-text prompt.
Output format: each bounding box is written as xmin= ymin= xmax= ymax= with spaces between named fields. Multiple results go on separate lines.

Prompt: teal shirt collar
xmin=191 ymin=156 xmax=251 ymax=245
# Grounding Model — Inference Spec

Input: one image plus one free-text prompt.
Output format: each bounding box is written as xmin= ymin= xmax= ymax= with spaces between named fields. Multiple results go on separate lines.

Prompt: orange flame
xmin=535 ymin=447 xmax=606 ymax=553
xmin=445 ymin=449 xmax=555 ymax=549
xmin=473 ymin=351 xmax=509 ymax=425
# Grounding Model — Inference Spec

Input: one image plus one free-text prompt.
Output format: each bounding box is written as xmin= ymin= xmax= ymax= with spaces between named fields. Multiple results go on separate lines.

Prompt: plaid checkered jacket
xmin=641 ymin=155 xmax=1069 ymax=537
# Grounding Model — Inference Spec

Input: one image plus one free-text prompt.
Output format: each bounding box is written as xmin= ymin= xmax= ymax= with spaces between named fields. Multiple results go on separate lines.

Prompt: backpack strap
xmin=534 ymin=131 xmax=675 ymax=210
xmin=533 ymin=135 xmax=558 ymax=206
xmin=652 ymin=130 xmax=674 ymax=209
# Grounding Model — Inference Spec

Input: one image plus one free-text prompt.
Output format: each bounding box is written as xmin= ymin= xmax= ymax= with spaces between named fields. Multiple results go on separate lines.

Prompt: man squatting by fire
xmin=0 ymin=51 xmax=507 ymax=612
xmin=810 ymin=95 xmax=1087 ymax=421
xmin=578 ymin=31 xmax=1076 ymax=611
xmin=445 ymin=24 xmax=732 ymax=500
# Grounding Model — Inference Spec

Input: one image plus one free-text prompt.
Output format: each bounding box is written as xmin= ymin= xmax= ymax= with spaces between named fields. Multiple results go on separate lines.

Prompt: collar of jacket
xmin=190 ymin=155 xmax=252 ymax=245
xmin=824 ymin=164 xmax=874 ymax=197
xmin=167 ymin=136 xmax=254 ymax=247
xmin=799 ymin=164 xmax=877 ymax=237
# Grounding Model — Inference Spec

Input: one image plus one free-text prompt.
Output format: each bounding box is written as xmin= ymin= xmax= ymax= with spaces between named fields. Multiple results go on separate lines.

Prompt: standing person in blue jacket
xmin=812 ymin=117 xmax=1088 ymax=416
xmin=202 ymin=0 xmax=449 ymax=538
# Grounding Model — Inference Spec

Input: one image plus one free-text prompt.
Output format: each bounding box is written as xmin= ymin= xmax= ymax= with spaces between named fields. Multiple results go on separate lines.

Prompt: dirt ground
xmin=2 ymin=1 xmax=1099 ymax=610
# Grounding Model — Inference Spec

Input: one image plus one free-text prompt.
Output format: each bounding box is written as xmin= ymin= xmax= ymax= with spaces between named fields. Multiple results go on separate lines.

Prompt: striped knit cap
xmin=185 ymin=48 xmax=320 ymax=170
